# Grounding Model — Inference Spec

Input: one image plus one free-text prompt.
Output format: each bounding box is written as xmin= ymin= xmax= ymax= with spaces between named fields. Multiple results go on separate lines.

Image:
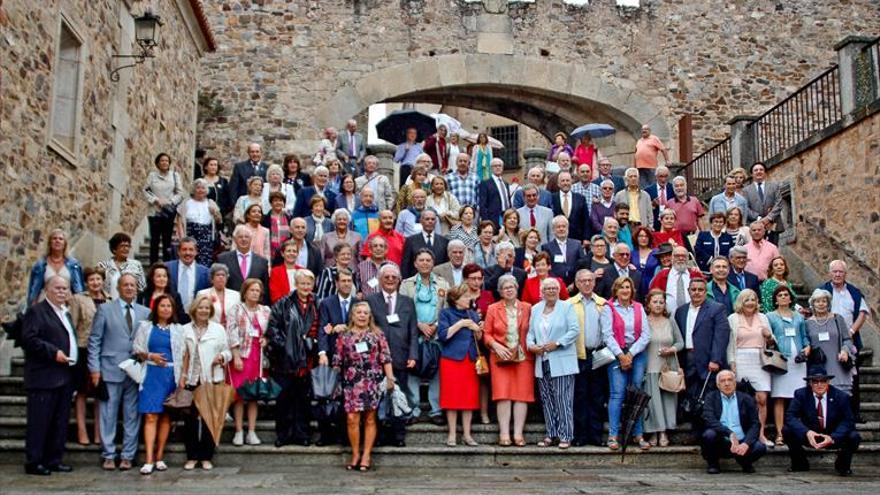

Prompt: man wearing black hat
xmin=783 ymin=365 xmax=861 ymax=476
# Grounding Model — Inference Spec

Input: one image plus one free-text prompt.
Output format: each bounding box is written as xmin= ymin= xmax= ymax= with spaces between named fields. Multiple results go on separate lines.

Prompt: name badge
xmin=818 ymin=332 xmax=830 ymax=342
xmin=554 ymin=255 xmax=565 ymax=263
xmin=387 ymin=313 xmax=400 ymax=324
xmin=367 ymin=277 xmax=379 ymax=289
xmin=784 ymin=327 xmax=796 ymax=337
xmin=355 ymin=341 xmax=369 ymax=354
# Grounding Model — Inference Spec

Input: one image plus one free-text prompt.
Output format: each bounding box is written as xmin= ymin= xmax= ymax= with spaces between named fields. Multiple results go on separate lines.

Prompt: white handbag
xmin=118 ymin=358 xmax=146 ymax=384
xmin=591 ymin=347 xmax=616 ymax=370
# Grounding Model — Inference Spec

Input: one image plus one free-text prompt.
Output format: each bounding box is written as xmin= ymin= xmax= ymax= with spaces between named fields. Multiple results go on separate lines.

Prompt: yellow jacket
xmin=567 ymin=292 xmax=608 ymax=360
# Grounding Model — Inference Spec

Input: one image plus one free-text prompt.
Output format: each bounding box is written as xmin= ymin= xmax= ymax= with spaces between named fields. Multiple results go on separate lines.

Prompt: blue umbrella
xmin=570 ymin=123 xmax=616 ymax=140
xmin=375 ymin=109 xmax=437 ymax=145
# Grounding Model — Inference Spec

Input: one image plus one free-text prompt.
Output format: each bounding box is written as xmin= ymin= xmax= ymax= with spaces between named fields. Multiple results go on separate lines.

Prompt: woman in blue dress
xmin=133 ymin=294 xmax=185 ymax=475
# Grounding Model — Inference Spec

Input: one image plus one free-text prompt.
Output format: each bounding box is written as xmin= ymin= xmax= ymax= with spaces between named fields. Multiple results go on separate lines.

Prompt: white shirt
xmin=556 ymin=239 xmax=568 ymax=262
xmin=666 ymin=268 xmax=692 ymax=311
xmin=452 ymin=266 xmax=463 ymax=286
xmin=178 ymin=262 xmax=197 ymax=307
xmin=295 ymin=242 xmax=308 ymax=268
xmin=494 ymin=176 xmax=508 ymax=209
xmin=422 ymin=231 xmax=435 ymax=246
xmin=685 ymin=304 xmax=701 ymax=350
xmin=830 ymin=285 xmax=866 ymax=328
xmin=339 ymin=295 xmax=352 ymax=316
xmin=382 ymin=290 xmax=397 ymax=315
xmin=48 ymin=301 xmax=78 ymax=366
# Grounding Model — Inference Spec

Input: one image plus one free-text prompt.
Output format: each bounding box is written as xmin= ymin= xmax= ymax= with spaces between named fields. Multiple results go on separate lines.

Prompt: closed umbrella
xmin=619 ymin=385 xmax=651 ymax=462
xmin=375 ymin=109 xmax=437 ymax=145
xmin=570 ymin=123 xmax=616 ymax=140
xmin=193 ymin=379 xmax=237 ymax=445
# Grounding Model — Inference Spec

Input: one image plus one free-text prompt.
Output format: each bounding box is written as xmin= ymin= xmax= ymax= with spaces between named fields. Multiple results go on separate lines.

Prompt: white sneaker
xmin=246 ymin=431 xmax=261 ymax=445
xmin=139 ymin=463 xmax=154 ymax=475
xmin=155 ymin=460 xmax=168 ymax=471
xmin=232 ymin=431 xmax=244 ymax=446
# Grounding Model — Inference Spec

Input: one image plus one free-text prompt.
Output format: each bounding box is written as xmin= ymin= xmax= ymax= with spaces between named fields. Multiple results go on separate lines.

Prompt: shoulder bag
xmin=760 ymin=338 xmax=788 ymax=374
xmin=473 ymin=330 xmax=489 ymax=376
xmin=658 ymin=358 xmax=686 ymax=393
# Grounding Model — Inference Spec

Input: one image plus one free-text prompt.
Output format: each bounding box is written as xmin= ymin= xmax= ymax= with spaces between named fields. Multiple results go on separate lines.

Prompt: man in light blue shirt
xmin=393 ymin=127 xmax=423 ymax=188
xmin=708 ymin=175 xmax=749 ymax=216
xmin=701 ymin=370 xmax=767 ymax=474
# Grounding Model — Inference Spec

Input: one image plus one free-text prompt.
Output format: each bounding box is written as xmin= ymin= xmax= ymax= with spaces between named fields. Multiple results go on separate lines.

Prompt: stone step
xmin=1 ymin=439 xmax=879 ymax=469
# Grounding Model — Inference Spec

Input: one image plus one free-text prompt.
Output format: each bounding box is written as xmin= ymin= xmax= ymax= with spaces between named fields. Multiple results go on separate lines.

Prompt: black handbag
xmin=682 ymin=372 xmax=713 ymax=418
xmin=736 ymin=378 xmax=756 ymax=397
xmin=416 ymin=339 xmax=441 ymax=378
xmin=834 ymin=317 xmax=856 ymax=371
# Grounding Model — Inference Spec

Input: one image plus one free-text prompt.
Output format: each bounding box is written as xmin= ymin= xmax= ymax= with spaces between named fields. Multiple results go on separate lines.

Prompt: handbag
xmin=118 ymin=358 xmax=146 ymax=384
xmin=473 ymin=331 xmax=489 ymax=376
xmin=658 ymin=360 xmax=686 ymax=393
xmin=760 ymin=339 xmax=788 ymax=374
xmin=163 ymin=386 xmax=194 ymax=411
xmin=416 ymin=339 xmax=441 ymax=378
xmin=311 ymin=364 xmax=340 ymax=400
xmin=834 ymin=316 xmax=856 ymax=371
xmin=590 ymin=347 xmax=616 ymax=370
xmin=682 ymin=371 xmax=713 ymax=417
xmin=236 ymin=352 xmax=281 ymax=403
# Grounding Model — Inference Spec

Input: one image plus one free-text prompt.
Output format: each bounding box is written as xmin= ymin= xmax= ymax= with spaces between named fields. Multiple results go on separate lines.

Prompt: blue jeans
xmin=607 ymin=351 xmax=648 ymax=438
xmin=99 ymin=378 xmax=141 ymax=461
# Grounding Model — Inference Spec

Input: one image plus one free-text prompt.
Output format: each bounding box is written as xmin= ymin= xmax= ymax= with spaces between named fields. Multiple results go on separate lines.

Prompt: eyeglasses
xmin=615 ymin=252 xmax=631 ymax=257
xmin=601 ymin=186 xmax=613 ymax=190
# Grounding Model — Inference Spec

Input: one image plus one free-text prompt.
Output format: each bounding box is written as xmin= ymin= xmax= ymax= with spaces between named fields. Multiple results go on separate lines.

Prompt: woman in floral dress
xmin=332 ymin=301 xmax=395 ymax=472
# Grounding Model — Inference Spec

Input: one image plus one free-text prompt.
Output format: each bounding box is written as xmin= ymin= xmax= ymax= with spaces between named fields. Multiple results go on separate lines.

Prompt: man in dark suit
xmin=701 ymin=370 xmax=767 ymax=474
xmin=551 ymin=171 xmax=591 ymax=242
xmin=484 ymin=242 xmax=526 ymax=300
xmin=316 ymin=267 xmax=356 ymax=446
xmin=645 ymin=165 xmax=675 ymax=231
xmin=335 ymin=119 xmax=366 ymax=175
xmin=293 ymin=165 xmax=337 ymax=218
xmin=288 ymin=217 xmax=323 ymax=276
xmin=21 ymin=276 xmax=77 ymax=475
xmin=727 ymin=246 xmax=760 ymax=294
xmin=216 ymin=225 xmax=270 ymax=303
xmin=784 ymin=365 xmax=861 ymax=476
xmin=742 ymin=162 xmax=785 ymax=245
xmin=228 ymin=143 xmax=269 ymax=206
xmin=400 ymin=209 xmax=449 ymax=280
xmin=366 ymin=263 xmax=418 ymax=446
xmin=477 ymin=158 xmax=511 ymax=227
xmin=675 ymin=277 xmax=731 ymax=425
xmin=591 ymin=157 xmax=625 ymax=193
xmin=596 ymin=242 xmax=642 ymax=301
xmin=166 ymin=238 xmax=210 ymax=312
xmin=541 ymin=215 xmax=586 ymax=285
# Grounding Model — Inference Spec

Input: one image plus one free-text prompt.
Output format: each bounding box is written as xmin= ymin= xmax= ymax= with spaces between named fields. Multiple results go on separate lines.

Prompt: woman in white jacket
xmin=179 ymin=294 xmax=232 ymax=470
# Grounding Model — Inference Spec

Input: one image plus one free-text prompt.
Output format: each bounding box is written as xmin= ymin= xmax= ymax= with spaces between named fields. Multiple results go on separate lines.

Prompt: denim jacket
xmin=766 ymin=311 xmax=810 ymax=358
xmin=27 ymin=257 xmax=85 ymax=306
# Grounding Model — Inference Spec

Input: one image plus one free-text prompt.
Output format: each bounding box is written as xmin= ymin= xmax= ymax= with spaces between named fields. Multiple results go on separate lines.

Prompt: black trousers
xmin=26 ymin=384 xmax=73 ymax=467
xmin=379 ymin=368 xmax=408 ymax=445
xmin=275 ymin=374 xmax=312 ymax=444
xmin=398 ymin=165 xmax=412 ymax=189
xmin=783 ymin=428 xmax=861 ymax=473
xmin=701 ymin=429 xmax=767 ymax=469
xmin=183 ymin=415 xmax=215 ymax=461
xmin=573 ymin=357 xmax=608 ymax=445
xmin=317 ymin=405 xmax=346 ymax=445
xmin=148 ymin=215 xmax=175 ymax=264
xmin=682 ymin=351 xmax=717 ymax=433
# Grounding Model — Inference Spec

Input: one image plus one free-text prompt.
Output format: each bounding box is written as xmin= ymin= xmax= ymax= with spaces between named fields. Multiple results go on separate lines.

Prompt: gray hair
xmin=266 ymin=164 xmax=284 ymax=180
xmin=829 ymin=259 xmax=847 ymax=272
xmin=294 ymin=269 xmax=316 ymax=283
xmin=209 ymin=263 xmax=229 ymax=279
xmin=610 ymin=242 xmax=630 ymax=256
xmin=447 ymin=239 xmax=467 ymax=254
xmin=495 ymin=241 xmax=515 ymax=256
xmin=672 ymin=175 xmax=687 ymax=186
xmin=540 ymin=277 xmax=561 ymax=290
xmin=521 ymin=183 xmax=539 ymax=194
xmin=729 ymin=245 xmax=748 ymax=257
xmin=191 ymin=178 xmax=210 ymax=194
xmin=656 ymin=165 xmax=670 ymax=176
xmin=624 ymin=167 xmax=639 ymax=178
xmin=313 ymin=165 xmax=329 ymax=176
xmin=246 ymin=176 xmax=263 ymax=188
xmin=330 ymin=208 xmax=351 ymax=223
xmin=551 ymin=215 xmax=569 ymax=228
xmin=808 ymin=288 xmax=832 ymax=310
xmin=232 ymin=224 xmax=252 ymax=238
xmin=603 ymin=217 xmax=619 ymax=229
xmin=716 ymin=369 xmax=736 ymax=384
xmin=601 ymin=179 xmax=614 ymax=189
xmin=378 ymin=263 xmax=401 ymax=279
xmin=498 ymin=274 xmax=519 ymax=291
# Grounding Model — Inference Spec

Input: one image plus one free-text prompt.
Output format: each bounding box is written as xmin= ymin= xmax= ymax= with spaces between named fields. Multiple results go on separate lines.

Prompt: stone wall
xmin=0 ymin=0 xmax=211 ymax=319
xmin=197 ymin=0 xmax=880 ymax=171
xmin=767 ymin=108 xmax=880 ymax=321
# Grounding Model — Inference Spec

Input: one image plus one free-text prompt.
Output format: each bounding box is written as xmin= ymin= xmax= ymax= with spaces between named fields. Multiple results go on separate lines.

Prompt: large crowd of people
xmin=17 ymin=125 xmax=869 ymax=477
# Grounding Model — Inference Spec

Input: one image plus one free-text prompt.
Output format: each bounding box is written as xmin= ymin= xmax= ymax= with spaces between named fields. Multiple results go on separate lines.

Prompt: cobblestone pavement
xmin=1 ymin=464 xmax=878 ymax=494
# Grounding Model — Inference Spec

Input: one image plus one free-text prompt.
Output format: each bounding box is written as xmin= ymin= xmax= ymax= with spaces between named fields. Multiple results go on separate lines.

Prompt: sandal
xmin=775 ymin=435 xmax=785 ymax=446
xmin=637 ymin=437 xmax=651 ymax=451
xmin=513 ymin=438 xmax=527 ymax=447
xmin=607 ymin=438 xmax=620 ymax=451
xmin=463 ymin=437 xmax=479 ymax=447
xmin=537 ymin=437 xmax=554 ymax=447
xmin=558 ymin=441 xmax=571 ymax=450
xmin=200 ymin=461 xmax=213 ymax=470
xmin=358 ymin=462 xmax=372 ymax=472
xmin=183 ymin=460 xmax=198 ymax=471
xmin=155 ymin=460 xmax=168 ymax=471
xmin=498 ymin=438 xmax=512 ymax=447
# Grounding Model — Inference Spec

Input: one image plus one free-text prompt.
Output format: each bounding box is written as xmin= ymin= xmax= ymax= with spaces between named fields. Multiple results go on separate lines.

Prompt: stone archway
xmin=314 ymin=54 xmax=671 ymax=147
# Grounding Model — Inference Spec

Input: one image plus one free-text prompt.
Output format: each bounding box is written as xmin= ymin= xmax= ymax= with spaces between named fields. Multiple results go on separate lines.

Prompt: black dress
xmin=205 ymin=176 xmax=231 ymax=214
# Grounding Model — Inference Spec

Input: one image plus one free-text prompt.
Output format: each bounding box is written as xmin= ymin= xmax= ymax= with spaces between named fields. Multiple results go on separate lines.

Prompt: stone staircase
xmin=1 ymin=357 xmax=879 ymax=469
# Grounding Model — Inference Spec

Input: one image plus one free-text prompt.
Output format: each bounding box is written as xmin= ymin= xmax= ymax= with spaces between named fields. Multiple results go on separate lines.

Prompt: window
xmin=48 ymin=17 xmax=85 ymax=164
xmin=490 ymin=125 xmax=519 ymax=170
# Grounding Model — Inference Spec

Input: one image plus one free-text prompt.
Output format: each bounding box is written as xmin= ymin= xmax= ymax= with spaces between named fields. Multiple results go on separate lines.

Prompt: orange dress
xmin=521 ymin=276 xmax=570 ymax=305
xmin=483 ymin=301 xmax=535 ymax=402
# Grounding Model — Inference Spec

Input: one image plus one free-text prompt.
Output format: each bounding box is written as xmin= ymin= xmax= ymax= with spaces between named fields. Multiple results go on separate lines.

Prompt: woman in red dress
xmin=521 ymin=252 xmax=570 ymax=305
xmin=437 ymin=285 xmax=483 ymax=446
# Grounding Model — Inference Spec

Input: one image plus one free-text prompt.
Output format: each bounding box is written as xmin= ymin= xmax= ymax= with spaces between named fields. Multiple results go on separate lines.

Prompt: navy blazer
xmin=592 ymin=175 xmax=625 ymax=193
xmin=646 ymin=182 xmax=675 ymax=231
xmin=693 ymin=232 xmax=735 ymax=273
xmin=477 ymin=177 xmax=510 ymax=226
xmin=228 ymin=160 xmax=269 ymax=206
xmin=728 ymin=270 xmax=760 ymax=294
xmin=541 ymin=238 xmax=586 ymax=285
xmin=400 ymin=232 xmax=450 ymax=280
xmin=596 ymin=263 xmax=642 ymax=302
xmin=293 ymin=186 xmax=337 ymax=218
xmin=165 ymin=260 xmax=210 ymax=301
xmin=485 ymin=265 xmax=526 ymax=300
xmin=674 ymin=300 xmax=730 ymax=380
xmin=551 ymin=191 xmax=591 ymax=241
xmin=21 ymin=301 xmax=75 ymax=390
xmin=511 ymin=188 xmax=553 ymax=209
xmin=437 ymin=308 xmax=481 ymax=361
xmin=784 ymin=385 xmax=856 ymax=444
xmin=216 ymin=250 xmax=270 ymax=304
xmin=702 ymin=390 xmax=761 ymax=445
xmin=318 ymin=295 xmax=355 ymax=357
